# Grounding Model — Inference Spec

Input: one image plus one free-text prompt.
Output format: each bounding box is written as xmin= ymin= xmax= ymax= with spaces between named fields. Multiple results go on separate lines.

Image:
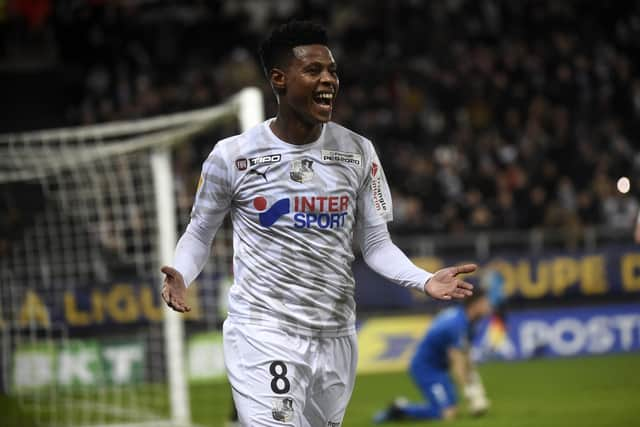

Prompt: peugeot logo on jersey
xmin=254 ymin=195 xmax=349 ymax=229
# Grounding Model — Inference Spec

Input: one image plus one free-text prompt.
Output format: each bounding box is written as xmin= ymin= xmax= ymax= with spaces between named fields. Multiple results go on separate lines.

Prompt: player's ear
xmin=270 ymin=68 xmax=286 ymax=92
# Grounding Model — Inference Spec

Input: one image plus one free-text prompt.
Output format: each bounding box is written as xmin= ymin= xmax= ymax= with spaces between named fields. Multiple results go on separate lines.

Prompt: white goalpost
xmin=0 ymin=88 xmax=264 ymax=427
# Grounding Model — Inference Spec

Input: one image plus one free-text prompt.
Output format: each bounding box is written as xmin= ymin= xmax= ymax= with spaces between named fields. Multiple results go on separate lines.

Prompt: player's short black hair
xmin=463 ymin=285 xmax=487 ymax=307
xmin=258 ymin=20 xmax=329 ymax=77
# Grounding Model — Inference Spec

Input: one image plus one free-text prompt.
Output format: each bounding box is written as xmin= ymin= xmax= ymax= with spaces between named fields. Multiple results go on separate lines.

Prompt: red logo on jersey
xmin=236 ymin=158 xmax=248 ymax=170
xmin=371 ymin=162 xmax=379 ymax=177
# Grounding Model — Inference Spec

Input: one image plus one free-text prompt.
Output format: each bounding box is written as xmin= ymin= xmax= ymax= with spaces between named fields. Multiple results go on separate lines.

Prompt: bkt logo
xmin=254 ymin=195 xmax=349 ymax=229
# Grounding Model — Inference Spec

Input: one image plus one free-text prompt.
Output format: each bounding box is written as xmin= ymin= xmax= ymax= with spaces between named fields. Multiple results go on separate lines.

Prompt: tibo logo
xmin=254 ymin=195 xmax=349 ymax=229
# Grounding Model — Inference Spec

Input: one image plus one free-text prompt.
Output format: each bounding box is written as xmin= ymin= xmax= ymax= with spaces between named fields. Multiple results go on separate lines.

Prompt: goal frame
xmin=154 ymin=87 xmax=264 ymax=427
xmin=1 ymin=87 xmax=264 ymax=427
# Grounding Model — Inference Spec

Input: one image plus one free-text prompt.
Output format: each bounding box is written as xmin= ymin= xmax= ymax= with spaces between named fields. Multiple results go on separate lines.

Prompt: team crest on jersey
xmin=272 ymin=397 xmax=294 ymax=422
xmin=290 ymin=159 xmax=314 ymax=183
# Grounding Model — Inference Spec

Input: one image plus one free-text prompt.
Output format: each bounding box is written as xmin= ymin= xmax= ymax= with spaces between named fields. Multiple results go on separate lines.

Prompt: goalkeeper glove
xmin=464 ymin=372 xmax=490 ymax=416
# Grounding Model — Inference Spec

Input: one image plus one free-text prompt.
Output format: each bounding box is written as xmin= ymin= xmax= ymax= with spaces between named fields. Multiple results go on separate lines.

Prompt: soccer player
xmin=373 ymin=289 xmax=492 ymax=423
xmin=161 ymin=21 xmax=475 ymax=426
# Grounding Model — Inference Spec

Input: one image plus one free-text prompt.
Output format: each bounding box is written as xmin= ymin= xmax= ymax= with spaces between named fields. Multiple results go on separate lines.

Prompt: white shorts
xmin=223 ymin=320 xmax=357 ymax=427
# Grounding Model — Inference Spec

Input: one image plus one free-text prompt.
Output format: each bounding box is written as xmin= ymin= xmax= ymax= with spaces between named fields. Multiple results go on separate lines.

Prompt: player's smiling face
xmin=281 ymin=44 xmax=339 ymax=124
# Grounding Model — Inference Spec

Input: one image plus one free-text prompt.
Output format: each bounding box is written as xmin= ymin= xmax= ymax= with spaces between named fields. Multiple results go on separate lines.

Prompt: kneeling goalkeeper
xmin=375 ymin=288 xmax=491 ymax=422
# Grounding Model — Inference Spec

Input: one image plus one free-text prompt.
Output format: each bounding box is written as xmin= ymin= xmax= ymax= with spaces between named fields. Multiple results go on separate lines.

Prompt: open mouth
xmin=313 ymin=92 xmax=334 ymax=108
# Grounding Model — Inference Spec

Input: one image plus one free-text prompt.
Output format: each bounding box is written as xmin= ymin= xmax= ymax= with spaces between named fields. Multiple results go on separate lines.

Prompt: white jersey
xmin=192 ymin=119 xmax=393 ymax=337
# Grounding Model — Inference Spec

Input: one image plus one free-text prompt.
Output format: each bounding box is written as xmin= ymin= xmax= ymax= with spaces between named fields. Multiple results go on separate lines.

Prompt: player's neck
xmin=271 ymin=112 xmax=323 ymax=145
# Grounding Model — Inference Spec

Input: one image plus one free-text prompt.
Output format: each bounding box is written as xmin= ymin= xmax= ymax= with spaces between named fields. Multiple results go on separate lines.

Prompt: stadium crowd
xmin=2 ymin=0 xmax=640 ymax=233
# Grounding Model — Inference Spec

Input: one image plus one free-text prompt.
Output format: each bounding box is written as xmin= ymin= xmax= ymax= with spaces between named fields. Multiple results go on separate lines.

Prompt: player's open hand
xmin=424 ymin=264 xmax=476 ymax=300
xmin=161 ymin=266 xmax=191 ymax=313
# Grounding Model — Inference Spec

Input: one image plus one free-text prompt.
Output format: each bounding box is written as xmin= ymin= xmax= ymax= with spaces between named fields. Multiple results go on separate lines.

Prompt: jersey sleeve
xmin=451 ymin=329 xmax=467 ymax=350
xmin=450 ymin=318 xmax=469 ymax=350
xmin=173 ymin=143 xmax=232 ymax=285
xmin=356 ymin=141 xmax=393 ymax=227
xmin=357 ymin=222 xmax=432 ymax=290
xmin=190 ymin=144 xmax=232 ymax=230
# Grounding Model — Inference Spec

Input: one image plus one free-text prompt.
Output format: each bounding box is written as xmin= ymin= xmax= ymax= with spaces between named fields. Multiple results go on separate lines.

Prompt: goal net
xmin=0 ymin=88 xmax=264 ymax=427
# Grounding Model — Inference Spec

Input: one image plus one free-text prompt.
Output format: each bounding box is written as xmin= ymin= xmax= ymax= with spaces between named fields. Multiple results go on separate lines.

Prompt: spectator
xmin=2 ymin=0 xmax=639 ymax=233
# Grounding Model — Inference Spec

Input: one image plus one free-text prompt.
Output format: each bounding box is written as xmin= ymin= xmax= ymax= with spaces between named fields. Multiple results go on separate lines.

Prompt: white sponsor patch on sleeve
xmin=321 ymin=150 xmax=362 ymax=167
xmin=370 ymin=162 xmax=390 ymax=214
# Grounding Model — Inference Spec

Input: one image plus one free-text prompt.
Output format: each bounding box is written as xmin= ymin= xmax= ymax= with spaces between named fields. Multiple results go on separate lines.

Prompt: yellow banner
xmin=357 ymin=314 xmax=432 ymax=374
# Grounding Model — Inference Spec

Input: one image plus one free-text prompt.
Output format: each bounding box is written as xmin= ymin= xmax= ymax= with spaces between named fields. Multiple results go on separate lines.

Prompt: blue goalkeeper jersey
xmin=411 ymin=306 xmax=469 ymax=373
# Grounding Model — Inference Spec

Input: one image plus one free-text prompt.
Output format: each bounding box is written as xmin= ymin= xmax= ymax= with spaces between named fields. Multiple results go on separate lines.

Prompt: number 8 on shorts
xmin=270 ymin=361 xmax=291 ymax=394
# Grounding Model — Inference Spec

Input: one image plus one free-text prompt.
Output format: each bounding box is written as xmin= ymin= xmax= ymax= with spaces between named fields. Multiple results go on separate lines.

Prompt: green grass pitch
xmin=193 ymin=353 xmax=640 ymax=427
xmin=344 ymin=353 xmax=640 ymax=427
xmin=3 ymin=353 xmax=638 ymax=426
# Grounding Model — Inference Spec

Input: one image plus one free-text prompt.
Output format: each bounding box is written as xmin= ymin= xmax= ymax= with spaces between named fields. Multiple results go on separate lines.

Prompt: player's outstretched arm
xmin=425 ymin=264 xmax=476 ymax=300
xmin=161 ymin=266 xmax=192 ymax=313
xmin=160 ymin=143 xmax=231 ymax=313
xmin=448 ymin=347 xmax=469 ymax=388
xmin=358 ymin=223 xmax=476 ymax=299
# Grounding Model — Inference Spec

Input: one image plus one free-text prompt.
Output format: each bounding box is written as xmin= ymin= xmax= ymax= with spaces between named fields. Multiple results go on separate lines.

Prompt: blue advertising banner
xmin=356 ymin=304 xmax=640 ymax=374
xmin=7 ymin=245 xmax=640 ymax=329
xmin=474 ymin=303 xmax=640 ymax=360
xmin=354 ymin=244 xmax=640 ymax=310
